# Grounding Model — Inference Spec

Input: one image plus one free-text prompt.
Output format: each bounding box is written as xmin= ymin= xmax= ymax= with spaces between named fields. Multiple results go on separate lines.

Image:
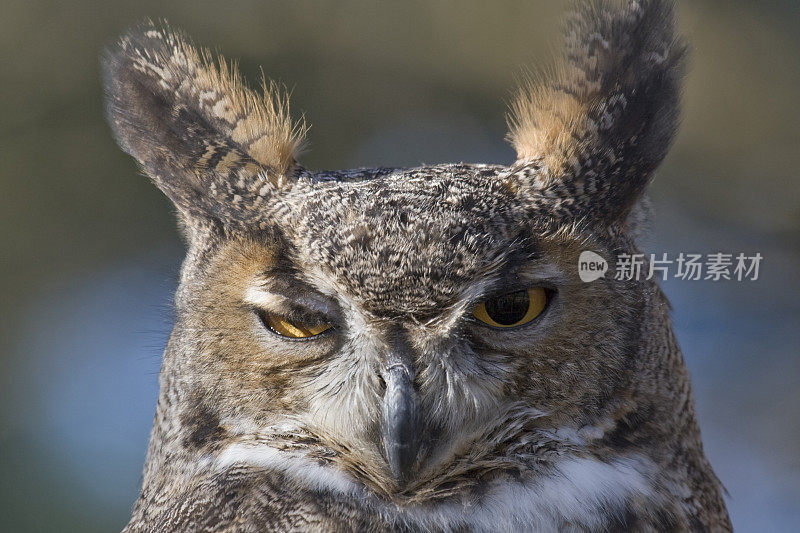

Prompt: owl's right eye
xmin=472 ymin=287 xmax=549 ymax=328
xmin=257 ymin=310 xmax=332 ymax=339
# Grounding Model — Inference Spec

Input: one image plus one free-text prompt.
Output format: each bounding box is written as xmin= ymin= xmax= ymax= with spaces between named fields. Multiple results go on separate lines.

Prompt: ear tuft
xmin=102 ymin=21 xmax=307 ymax=225
xmin=507 ymin=0 xmax=687 ymax=224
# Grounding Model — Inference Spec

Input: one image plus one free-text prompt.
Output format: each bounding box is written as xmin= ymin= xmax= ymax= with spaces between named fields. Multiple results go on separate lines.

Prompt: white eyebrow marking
xmin=244 ymin=286 xmax=288 ymax=309
xmin=243 ymin=285 xmax=336 ymax=315
xmin=518 ymin=261 xmax=566 ymax=282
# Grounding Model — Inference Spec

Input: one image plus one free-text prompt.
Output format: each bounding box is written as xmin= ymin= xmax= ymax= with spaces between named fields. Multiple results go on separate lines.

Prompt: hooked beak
xmin=381 ymin=359 xmax=422 ymax=487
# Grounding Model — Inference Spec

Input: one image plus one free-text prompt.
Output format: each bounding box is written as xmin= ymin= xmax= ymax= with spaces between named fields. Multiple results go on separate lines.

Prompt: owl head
xmin=104 ymin=1 xmax=688 ymax=502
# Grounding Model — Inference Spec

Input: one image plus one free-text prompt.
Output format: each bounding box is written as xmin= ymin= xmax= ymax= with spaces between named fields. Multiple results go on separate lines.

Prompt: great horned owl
xmin=104 ymin=0 xmax=731 ymax=530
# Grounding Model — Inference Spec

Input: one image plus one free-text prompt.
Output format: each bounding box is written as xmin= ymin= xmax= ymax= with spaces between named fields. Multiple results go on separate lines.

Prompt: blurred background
xmin=1 ymin=0 xmax=798 ymax=530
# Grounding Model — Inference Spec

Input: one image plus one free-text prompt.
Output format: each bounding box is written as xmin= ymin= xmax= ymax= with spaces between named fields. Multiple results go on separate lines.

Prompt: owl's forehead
xmin=273 ymin=164 xmax=537 ymax=315
xmin=298 ymin=163 xmax=516 ymax=218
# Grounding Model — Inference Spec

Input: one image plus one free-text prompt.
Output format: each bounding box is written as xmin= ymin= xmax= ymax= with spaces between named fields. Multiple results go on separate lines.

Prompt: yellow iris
xmin=261 ymin=312 xmax=332 ymax=338
xmin=472 ymin=287 xmax=548 ymax=328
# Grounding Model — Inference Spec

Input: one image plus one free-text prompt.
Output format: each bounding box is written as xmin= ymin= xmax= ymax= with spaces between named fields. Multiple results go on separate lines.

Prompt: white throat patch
xmin=214 ymin=441 xmax=657 ymax=531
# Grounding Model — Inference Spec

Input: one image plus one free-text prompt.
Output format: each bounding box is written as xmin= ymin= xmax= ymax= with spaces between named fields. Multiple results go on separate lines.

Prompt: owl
xmin=104 ymin=0 xmax=731 ymax=531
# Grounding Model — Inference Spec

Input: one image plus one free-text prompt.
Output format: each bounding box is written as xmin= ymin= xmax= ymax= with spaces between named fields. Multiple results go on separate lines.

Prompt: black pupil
xmin=485 ymin=290 xmax=530 ymax=326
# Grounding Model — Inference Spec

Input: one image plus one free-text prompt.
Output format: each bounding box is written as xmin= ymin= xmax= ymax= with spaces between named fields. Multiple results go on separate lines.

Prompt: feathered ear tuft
xmin=507 ymin=0 xmax=687 ymax=225
xmin=102 ymin=21 xmax=307 ymax=227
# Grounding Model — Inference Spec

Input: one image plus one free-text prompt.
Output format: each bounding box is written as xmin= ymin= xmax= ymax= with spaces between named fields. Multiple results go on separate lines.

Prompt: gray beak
xmin=381 ymin=359 xmax=422 ymax=487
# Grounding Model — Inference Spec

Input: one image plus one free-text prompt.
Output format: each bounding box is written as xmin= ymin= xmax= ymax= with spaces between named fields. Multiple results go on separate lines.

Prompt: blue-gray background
xmin=1 ymin=1 xmax=798 ymax=531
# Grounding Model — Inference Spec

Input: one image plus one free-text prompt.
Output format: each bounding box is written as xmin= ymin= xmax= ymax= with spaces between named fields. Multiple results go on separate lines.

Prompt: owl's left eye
xmin=472 ymin=287 xmax=548 ymax=328
xmin=257 ymin=311 xmax=332 ymax=339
